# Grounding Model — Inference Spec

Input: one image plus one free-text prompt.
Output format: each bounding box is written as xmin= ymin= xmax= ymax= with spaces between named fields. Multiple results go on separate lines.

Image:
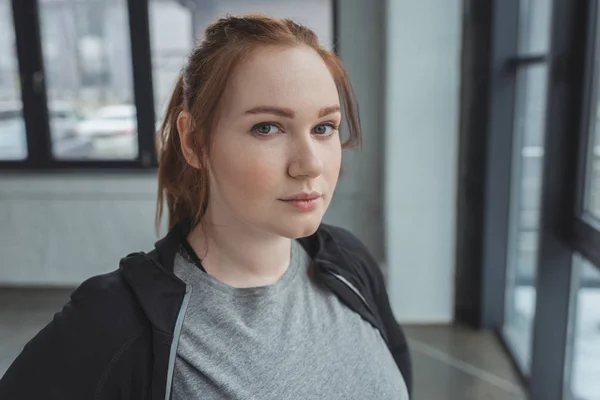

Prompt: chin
xmin=268 ymin=214 xmax=323 ymax=239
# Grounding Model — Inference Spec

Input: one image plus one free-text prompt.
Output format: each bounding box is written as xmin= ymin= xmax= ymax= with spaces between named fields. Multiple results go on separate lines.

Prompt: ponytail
xmin=155 ymin=74 xmax=210 ymax=232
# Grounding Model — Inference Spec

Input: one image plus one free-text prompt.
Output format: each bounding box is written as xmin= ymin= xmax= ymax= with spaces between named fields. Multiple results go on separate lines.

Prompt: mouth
xmin=280 ymin=191 xmax=322 ymax=212
xmin=280 ymin=197 xmax=321 ymax=212
xmin=280 ymin=191 xmax=322 ymax=201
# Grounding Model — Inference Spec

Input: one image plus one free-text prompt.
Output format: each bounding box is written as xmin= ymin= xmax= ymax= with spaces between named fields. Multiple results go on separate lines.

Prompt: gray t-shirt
xmin=172 ymin=239 xmax=409 ymax=399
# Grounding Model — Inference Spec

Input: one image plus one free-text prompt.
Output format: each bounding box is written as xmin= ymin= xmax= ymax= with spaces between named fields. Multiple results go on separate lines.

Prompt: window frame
xmin=527 ymin=0 xmax=593 ymax=396
xmin=460 ymin=0 xmax=600 ymax=398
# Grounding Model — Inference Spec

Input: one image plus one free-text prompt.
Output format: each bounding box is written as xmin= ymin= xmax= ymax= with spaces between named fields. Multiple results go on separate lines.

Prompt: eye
xmin=251 ymin=123 xmax=282 ymax=136
xmin=312 ymin=123 xmax=338 ymax=136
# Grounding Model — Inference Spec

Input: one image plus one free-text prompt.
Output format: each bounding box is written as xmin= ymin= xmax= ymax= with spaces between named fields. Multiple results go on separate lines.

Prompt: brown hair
xmin=155 ymin=14 xmax=362 ymax=231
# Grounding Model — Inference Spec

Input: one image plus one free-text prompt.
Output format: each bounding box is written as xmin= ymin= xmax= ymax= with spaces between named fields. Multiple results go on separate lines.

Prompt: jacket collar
xmin=151 ymin=217 xmax=350 ymax=274
xmin=119 ymin=218 xmax=352 ymax=333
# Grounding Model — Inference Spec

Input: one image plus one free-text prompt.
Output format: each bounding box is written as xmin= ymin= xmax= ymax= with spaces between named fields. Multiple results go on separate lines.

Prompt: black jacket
xmin=0 ymin=221 xmax=412 ymax=399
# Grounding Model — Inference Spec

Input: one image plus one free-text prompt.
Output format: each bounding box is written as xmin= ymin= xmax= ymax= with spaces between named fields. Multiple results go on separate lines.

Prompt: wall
xmin=384 ymin=0 xmax=462 ymax=323
xmin=0 ymin=175 xmax=159 ymax=285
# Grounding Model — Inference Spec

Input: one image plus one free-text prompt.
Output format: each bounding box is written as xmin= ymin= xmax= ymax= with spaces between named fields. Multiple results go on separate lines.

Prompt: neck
xmin=187 ymin=218 xmax=292 ymax=289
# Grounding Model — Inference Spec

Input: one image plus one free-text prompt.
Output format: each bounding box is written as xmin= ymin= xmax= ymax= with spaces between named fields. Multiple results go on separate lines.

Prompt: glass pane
xmin=587 ymin=130 xmax=600 ymax=218
xmin=518 ymin=0 xmax=553 ymax=55
xmin=565 ymin=256 xmax=600 ymax=400
xmin=149 ymin=0 xmax=334 ymax=123
xmin=585 ymin=10 xmax=600 ymax=220
xmin=39 ymin=0 xmax=137 ymax=160
xmin=503 ymin=0 xmax=552 ymax=373
xmin=0 ymin=1 xmax=27 ymax=160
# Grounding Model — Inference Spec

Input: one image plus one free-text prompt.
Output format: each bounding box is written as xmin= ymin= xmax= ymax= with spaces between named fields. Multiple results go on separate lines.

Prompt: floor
xmin=0 ymin=288 xmax=527 ymax=399
xmin=404 ymin=325 xmax=527 ymax=399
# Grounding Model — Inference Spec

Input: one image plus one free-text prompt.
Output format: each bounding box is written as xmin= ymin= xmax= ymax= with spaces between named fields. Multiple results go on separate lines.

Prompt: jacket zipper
xmin=328 ymin=271 xmax=376 ymax=315
xmin=165 ymin=284 xmax=192 ymax=400
xmin=320 ymin=261 xmax=377 ymax=317
xmin=322 ymin=263 xmax=389 ymax=345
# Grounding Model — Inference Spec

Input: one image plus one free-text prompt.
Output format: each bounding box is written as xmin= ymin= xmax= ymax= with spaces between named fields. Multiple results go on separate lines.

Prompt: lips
xmin=281 ymin=191 xmax=322 ymax=201
xmin=281 ymin=197 xmax=321 ymax=212
xmin=280 ymin=191 xmax=322 ymax=212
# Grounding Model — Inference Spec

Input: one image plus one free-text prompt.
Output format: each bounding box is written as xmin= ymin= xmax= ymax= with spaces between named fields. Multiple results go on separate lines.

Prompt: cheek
xmin=211 ymin=139 xmax=282 ymax=202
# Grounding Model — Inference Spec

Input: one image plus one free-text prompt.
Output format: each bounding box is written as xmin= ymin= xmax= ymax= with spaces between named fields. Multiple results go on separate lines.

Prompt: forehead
xmin=222 ymin=45 xmax=340 ymax=115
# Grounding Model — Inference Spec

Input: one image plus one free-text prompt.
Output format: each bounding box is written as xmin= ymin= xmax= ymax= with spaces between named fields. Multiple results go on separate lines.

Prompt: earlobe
xmin=176 ymin=111 xmax=201 ymax=169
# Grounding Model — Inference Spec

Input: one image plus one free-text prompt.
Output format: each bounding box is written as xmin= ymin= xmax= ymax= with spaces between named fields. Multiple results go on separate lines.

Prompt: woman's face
xmin=205 ymin=45 xmax=342 ymax=239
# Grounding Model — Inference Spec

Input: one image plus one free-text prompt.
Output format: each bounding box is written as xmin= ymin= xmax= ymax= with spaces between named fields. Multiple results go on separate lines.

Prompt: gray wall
xmin=0 ymin=0 xmax=386 ymax=286
xmin=384 ymin=0 xmax=462 ymax=323
xmin=0 ymin=175 xmax=158 ymax=285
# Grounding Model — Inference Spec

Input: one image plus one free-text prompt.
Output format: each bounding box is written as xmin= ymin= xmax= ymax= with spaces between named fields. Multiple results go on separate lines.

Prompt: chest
xmin=172 ymin=280 xmax=408 ymax=399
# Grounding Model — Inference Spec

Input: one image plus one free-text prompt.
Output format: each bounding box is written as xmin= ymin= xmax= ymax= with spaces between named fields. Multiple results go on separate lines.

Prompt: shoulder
xmin=70 ymin=270 xmax=148 ymax=334
xmin=43 ymin=269 xmax=150 ymax=360
xmin=0 ymin=270 xmax=151 ymax=399
xmin=318 ymin=223 xmax=413 ymax=394
xmin=73 ymin=269 xmax=127 ymax=301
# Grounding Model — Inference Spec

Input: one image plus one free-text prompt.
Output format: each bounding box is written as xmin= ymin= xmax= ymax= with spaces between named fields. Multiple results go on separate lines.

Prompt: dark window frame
xmin=2 ymin=0 xmax=340 ymax=171
xmin=459 ymin=0 xmax=600 ymax=398
xmin=528 ymin=0 xmax=592 ymax=397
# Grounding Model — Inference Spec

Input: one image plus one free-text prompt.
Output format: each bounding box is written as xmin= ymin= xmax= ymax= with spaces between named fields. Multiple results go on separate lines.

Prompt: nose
xmin=288 ymin=135 xmax=324 ymax=179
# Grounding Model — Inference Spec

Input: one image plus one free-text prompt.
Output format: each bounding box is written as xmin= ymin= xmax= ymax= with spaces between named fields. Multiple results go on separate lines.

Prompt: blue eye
xmin=251 ymin=123 xmax=281 ymax=136
xmin=312 ymin=123 xmax=337 ymax=136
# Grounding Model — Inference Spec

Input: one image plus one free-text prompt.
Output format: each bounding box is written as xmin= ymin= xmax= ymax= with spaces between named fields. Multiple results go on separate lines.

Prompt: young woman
xmin=0 ymin=14 xmax=412 ymax=400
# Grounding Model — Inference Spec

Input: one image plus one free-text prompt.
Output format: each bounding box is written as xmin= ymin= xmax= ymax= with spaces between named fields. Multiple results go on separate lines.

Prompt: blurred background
xmin=0 ymin=0 xmax=599 ymax=399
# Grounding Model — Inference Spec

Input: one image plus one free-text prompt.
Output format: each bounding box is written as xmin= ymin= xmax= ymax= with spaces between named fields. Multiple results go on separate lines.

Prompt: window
xmin=565 ymin=9 xmax=600 ymax=398
xmin=38 ymin=0 xmax=137 ymax=160
xmin=0 ymin=0 xmax=26 ymax=161
xmin=503 ymin=0 xmax=553 ymax=372
xmin=149 ymin=0 xmax=335 ymax=124
xmin=565 ymin=255 xmax=600 ymax=400
xmin=473 ymin=0 xmax=599 ymax=397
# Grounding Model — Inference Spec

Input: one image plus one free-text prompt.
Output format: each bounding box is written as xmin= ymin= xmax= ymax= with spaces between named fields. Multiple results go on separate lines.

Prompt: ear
xmin=176 ymin=111 xmax=201 ymax=169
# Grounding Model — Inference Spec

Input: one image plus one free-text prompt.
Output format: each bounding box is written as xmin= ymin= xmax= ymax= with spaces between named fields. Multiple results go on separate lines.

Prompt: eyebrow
xmin=244 ymin=105 xmax=341 ymax=119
